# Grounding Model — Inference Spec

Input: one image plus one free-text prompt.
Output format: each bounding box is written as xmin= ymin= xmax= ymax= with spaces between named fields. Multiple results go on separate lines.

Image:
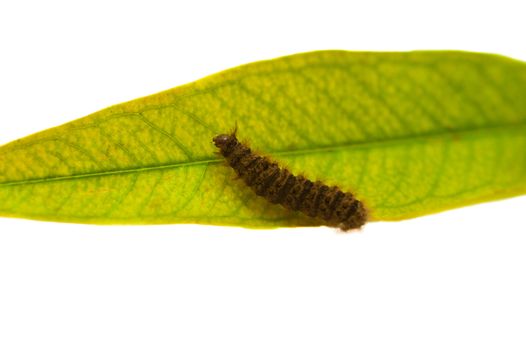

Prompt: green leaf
xmin=1 ymin=51 xmax=525 ymax=228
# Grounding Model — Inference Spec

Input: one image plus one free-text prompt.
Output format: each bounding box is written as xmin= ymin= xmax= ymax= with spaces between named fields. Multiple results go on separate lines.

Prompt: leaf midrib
xmin=1 ymin=119 xmax=524 ymax=188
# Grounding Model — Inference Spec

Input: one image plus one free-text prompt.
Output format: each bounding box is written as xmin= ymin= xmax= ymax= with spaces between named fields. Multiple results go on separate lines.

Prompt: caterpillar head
xmin=213 ymin=133 xmax=236 ymax=150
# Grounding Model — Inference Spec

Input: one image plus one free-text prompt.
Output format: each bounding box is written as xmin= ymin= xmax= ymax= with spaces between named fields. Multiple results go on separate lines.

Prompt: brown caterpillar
xmin=213 ymin=132 xmax=368 ymax=230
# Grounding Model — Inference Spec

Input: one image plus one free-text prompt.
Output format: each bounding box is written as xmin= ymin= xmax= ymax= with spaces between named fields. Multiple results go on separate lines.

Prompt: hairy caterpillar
xmin=213 ymin=132 xmax=368 ymax=230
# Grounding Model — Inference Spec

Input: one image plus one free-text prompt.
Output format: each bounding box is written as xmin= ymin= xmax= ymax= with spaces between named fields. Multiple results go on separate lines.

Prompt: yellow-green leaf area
xmin=1 ymin=51 xmax=525 ymax=227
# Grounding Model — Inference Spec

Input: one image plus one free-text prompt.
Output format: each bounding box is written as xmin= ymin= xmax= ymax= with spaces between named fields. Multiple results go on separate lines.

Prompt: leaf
xmin=1 ymin=51 xmax=525 ymax=228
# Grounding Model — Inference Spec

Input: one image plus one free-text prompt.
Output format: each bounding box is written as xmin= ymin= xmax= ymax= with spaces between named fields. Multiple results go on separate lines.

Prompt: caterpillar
xmin=213 ymin=132 xmax=368 ymax=230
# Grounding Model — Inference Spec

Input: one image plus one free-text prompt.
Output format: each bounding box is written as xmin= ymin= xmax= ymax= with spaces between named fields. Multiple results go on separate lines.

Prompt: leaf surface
xmin=1 ymin=51 xmax=526 ymax=227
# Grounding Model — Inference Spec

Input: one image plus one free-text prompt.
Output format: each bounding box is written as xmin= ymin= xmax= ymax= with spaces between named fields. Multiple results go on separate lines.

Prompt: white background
xmin=1 ymin=1 xmax=525 ymax=349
